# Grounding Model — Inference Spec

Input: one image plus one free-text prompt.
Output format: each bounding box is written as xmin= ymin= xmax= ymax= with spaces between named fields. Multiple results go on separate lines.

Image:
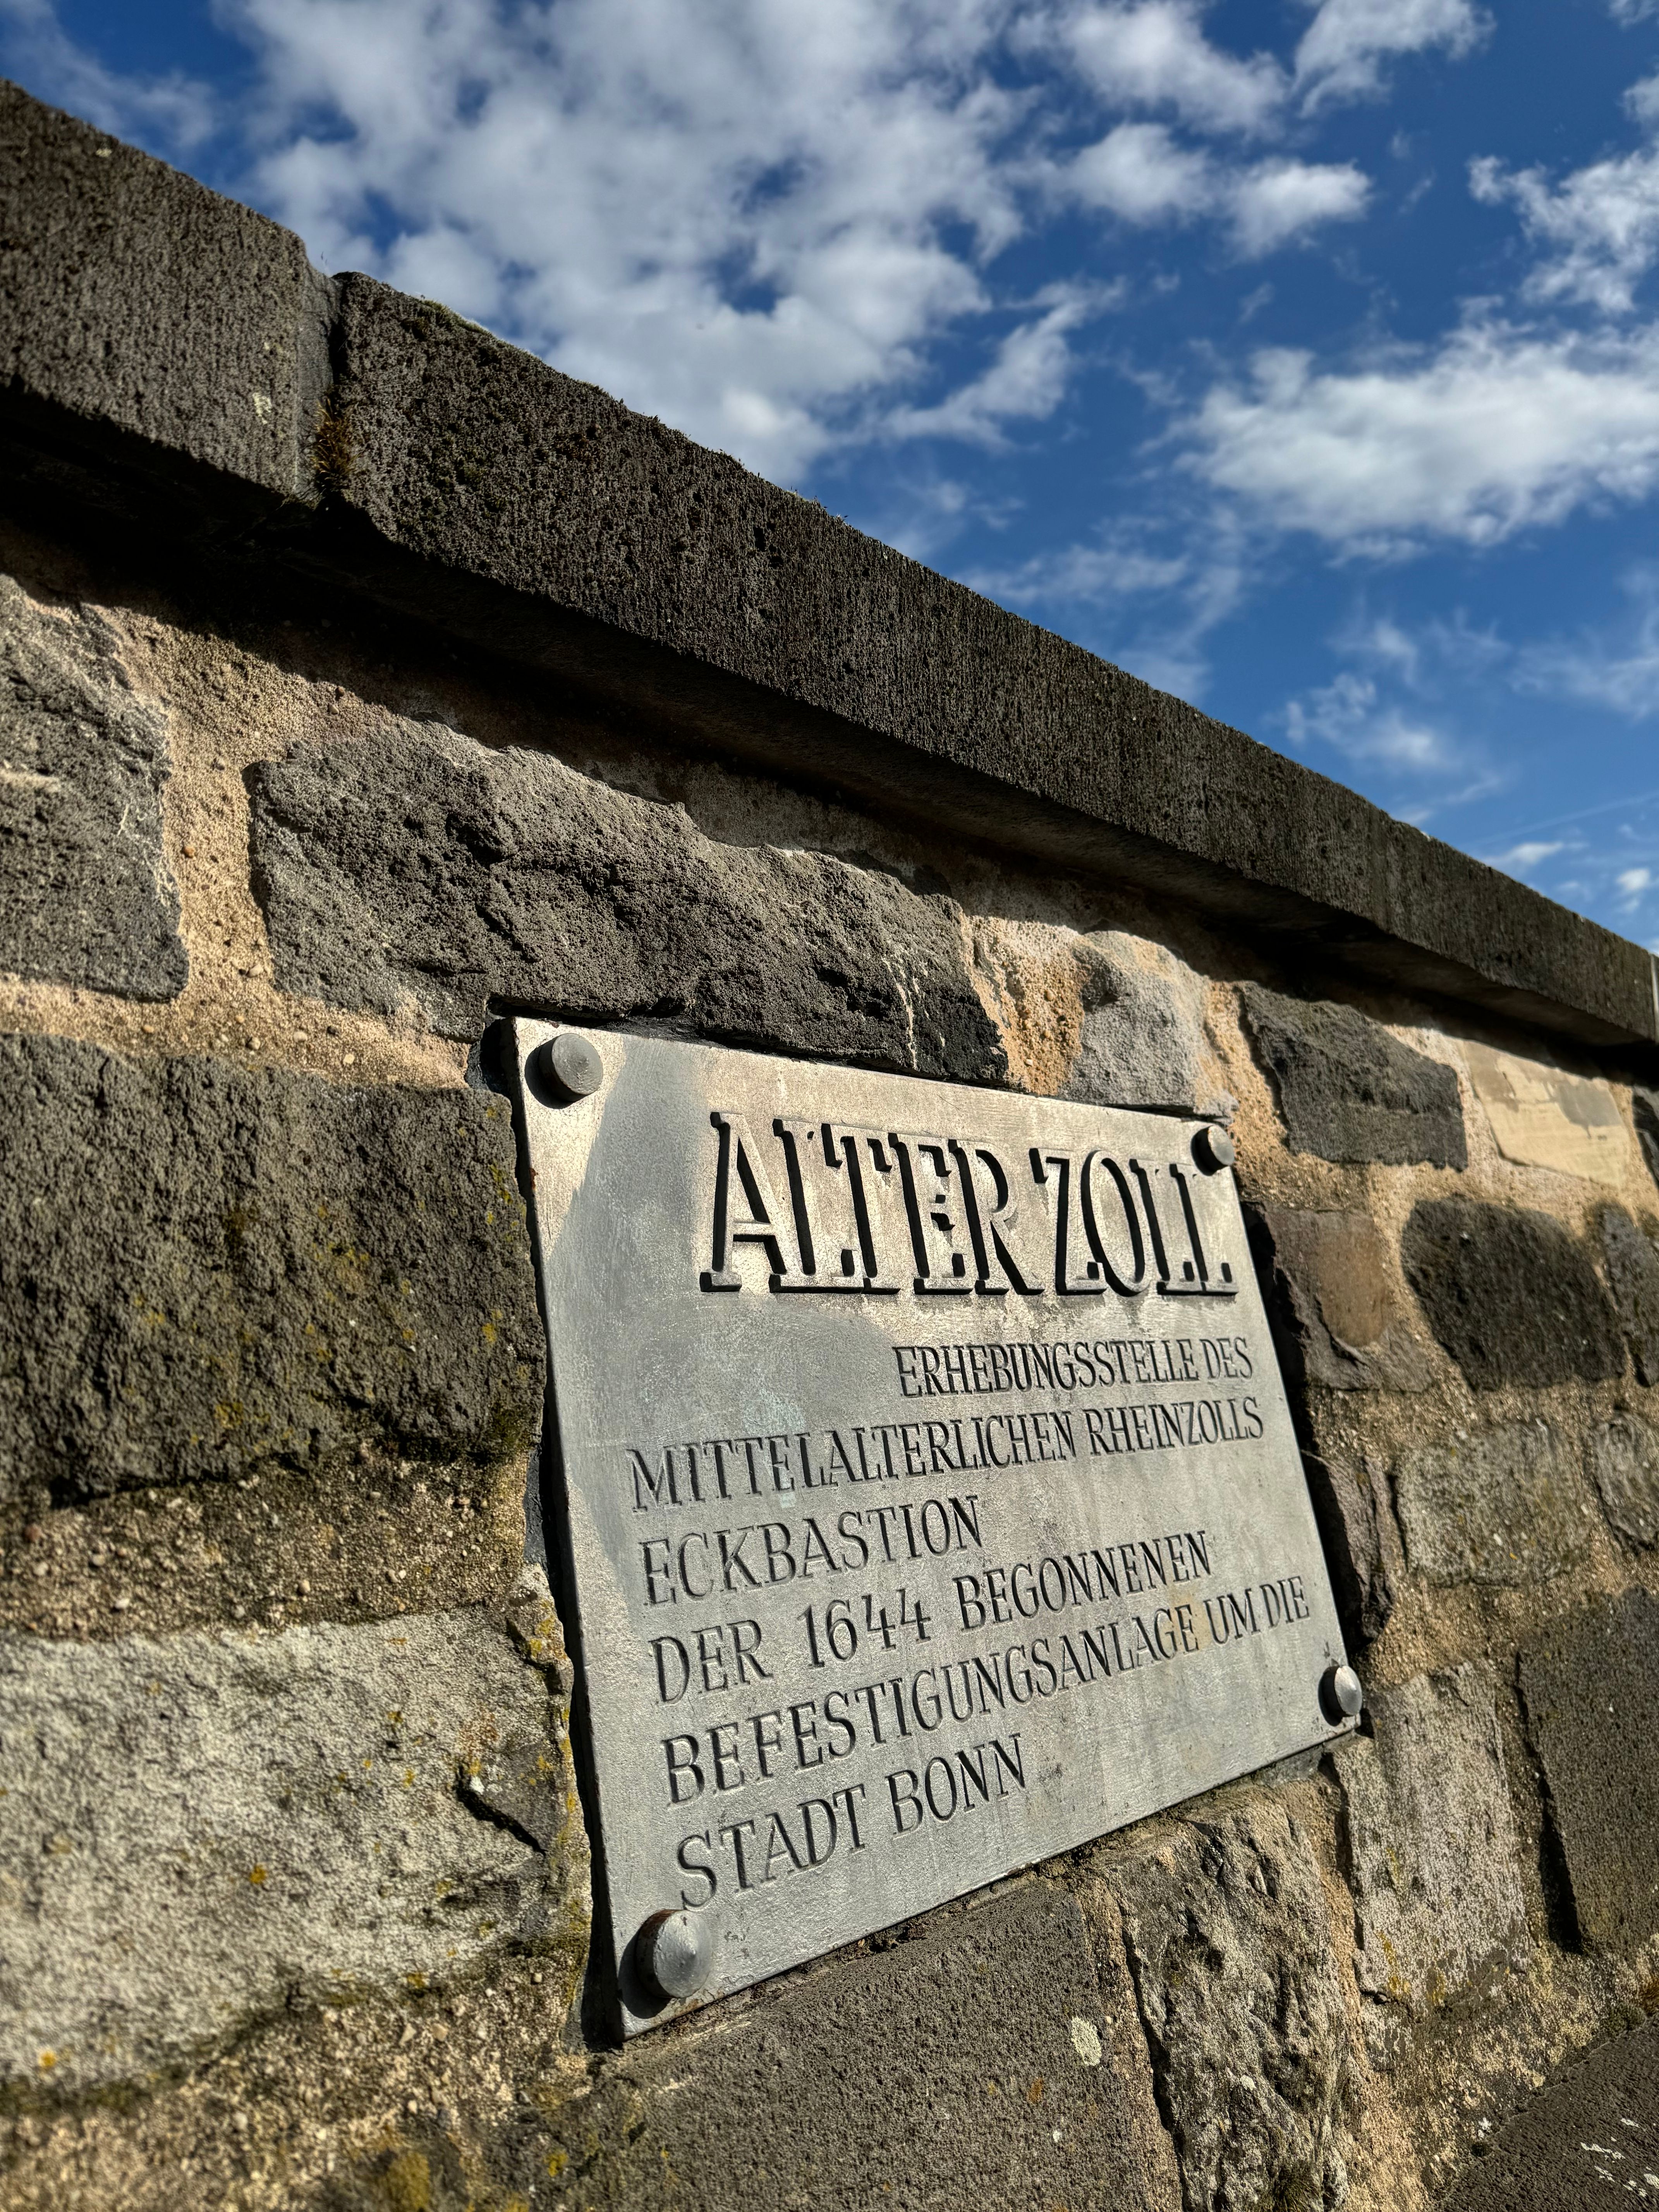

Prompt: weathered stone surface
xmin=0 ymin=574 xmax=185 ymax=996
xmin=1302 ymin=1452 xmax=1398 ymax=1647
xmin=251 ymin=722 xmax=1007 ymax=1072
xmin=1402 ymin=1199 xmax=1625 ymax=1389
xmin=1444 ymin=2013 xmax=1659 ymax=2211
xmin=1636 ymin=1088 xmax=1659 ymax=1190
xmin=1062 ymin=929 xmax=1228 ymax=1116
xmin=0 ymin=1032 xmax=542 ymax=1502
xmin=489 ymin=1882 xmax=1173 ymax=2212
xmin=1108 ymin=1800 xmax=1353 ymax=2212
xmin=0 ymin=79 xmax=325 ymax=499
xmin=1393 ymin=1422 xmax=1593 ymax=1585
xmin=1240 ymin=985 xmax=1467 ymax=1168
xmin=1599 ymin=1204 xmax=1659 ymax=1386
xmin=1336 ymin=1664 xmax=1526 ymax=2008
xmin=1520 ymin=1589 xmax=1659 ymax=1953
xmin=1249 ymin=1205 xmax=1432 ymax=1395
xmin=1587 ymin=1413 xmax=1659 ymax=1547
xmin=1464 ymin=1041 xmax=1630 ymax=1186
xmin=0 ymin=1600 xmax=577 ymax=2093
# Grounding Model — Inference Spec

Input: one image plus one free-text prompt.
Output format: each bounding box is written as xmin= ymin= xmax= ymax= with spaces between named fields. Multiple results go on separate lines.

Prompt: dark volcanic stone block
xmin=1519 ymin=1590 xmax=1659 ymax=1953
xmin=250 ymin=723 xmax=1007 ymax=1077
xmin=1597 ymin=1203 xmax=1659 ymax=1385
xmin=1445 ymin=2014 xmax=1659 ymax=2212
xmin=1587 ymin=1414 xmax=1659 ymax=1547
xmin=0 ymin=574 xmax=186 ymax=997
xmin=521 ymin=1882 xmax=1171 ymax=2212
xmin=1401 ymin=1198 xmax=1624 ymax=1388
xmin=0 ymin=1032 xmax=542 ymax=1502
xmin=1239 ymin=984 xmax=1466 ymax=1168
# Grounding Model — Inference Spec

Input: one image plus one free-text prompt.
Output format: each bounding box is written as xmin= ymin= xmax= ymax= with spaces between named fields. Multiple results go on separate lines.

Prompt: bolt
xmin=1320 ymin=1663 xmax=1364 ymax=1724
xmin=636 ymin=1909 xmax=716 ymax=2002
xmin=1191 ymin=1123 xmax=1235 ymax=1174
xmin=534 ymin=1031 xmax=604 ymax=1104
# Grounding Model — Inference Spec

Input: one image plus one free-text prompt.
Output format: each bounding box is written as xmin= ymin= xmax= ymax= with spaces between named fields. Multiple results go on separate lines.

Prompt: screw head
xmin=1321 ymin=1663 xmax=1364 ymax=1724
xmin=637 ymin=1909 xmax=716 ymax=2001
xmin=534 ymin=1032 xmax=603 ymax=1103
xmin=1192 ymin=1123 xmax=1236 ymax=1174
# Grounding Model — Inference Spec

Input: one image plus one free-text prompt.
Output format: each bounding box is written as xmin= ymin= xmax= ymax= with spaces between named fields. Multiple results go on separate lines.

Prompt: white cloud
xmin=1610 ymin=0 xmax=1659 ymax=22
xmin=1056 ymin=2 xmax=1286 ymax=136
xmin=1516 ymin=567 xmax=1659 ymax=715
xmin=884 ymin=286 xmax=1107 ymax=444
xmin=1065 ymin=126 xmax=1368 ymax=254
xmin=1472 ymin=143 xmax=1659 ymax=316
xmin=1182 ymin=322 xmax=1659 ymax=551
xmin=1488 ymin=839 xmax=1566 ymax=872
xmin=0 ymin=0 xmax=214 ymax=144
xmin=1295 ymin=0 xmax=1489 ymax=111
xmin=1619 ymin=864 xmax=1652 ymax=901
xmin=1228 ymin=158 xmax=1370 ymax=255
xmin=1284 ymin=670 xmax=1456 ymax=768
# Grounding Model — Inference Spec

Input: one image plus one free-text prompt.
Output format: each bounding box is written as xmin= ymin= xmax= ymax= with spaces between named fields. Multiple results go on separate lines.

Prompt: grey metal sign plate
xmin=510 ymin=1024 xmax=1354 ymax=2035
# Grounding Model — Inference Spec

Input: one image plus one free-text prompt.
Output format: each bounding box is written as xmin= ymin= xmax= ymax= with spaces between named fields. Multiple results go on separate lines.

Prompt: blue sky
xmin=9 ymin=2 xmax=1659 ymax=948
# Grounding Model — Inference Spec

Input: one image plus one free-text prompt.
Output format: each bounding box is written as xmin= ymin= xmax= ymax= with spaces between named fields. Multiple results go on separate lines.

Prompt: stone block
xmin=1635 ymin=1088 xmax=1659 ymax=1190
xmin=1464 ymin=1041 xmax=1630 ymax=1186
xmin=0 ymin=1032 xmax=542 ymax=1503
xmin=1443 ymin=2014 xmax=1659 ymax=2211
xmin=0 ymin=573 xmax=186 ymax=997
xmin=1597 ymin=1204 xmax=1659 ymax=1385
xmin=1106 ymin=1800 xmax=1352 ymax=2212
xmin=0 ymin=80 xmax=325 ymax=498
xmin=1302 ymin=1452 xmax=1398 ymax=1647
xmin=1520 ymin=1589 xmax=1659 ymax=1953
xmin=521 ymin=1881 xmax=1175 ymax=2212
xmin=1401 ymin=1198 xmax=1625 ymax=1388
xmin=1240 ymin=984 xmax=1466 ymax=1168
xmin=1393 ymin=1422 xmax=1593 ymax=1586
xmin=1248 ymin=1205 xmax=1432 ymax=1395
xmin=0 ymin=1603 xmax=578 ymax=2093
xmin=1586 ymin=1413 xmax=1659 ymax=1547
xmin=1335 ymin=1663 xmax=1526 ymax=2008
xmin=1061 ymin=929 xmax=1228 ymax=1116
xmin=250 ymin=722 xmax=1006 ymax=1074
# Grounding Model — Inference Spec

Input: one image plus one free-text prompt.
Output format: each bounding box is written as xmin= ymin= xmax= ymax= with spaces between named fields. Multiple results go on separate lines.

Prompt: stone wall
xmin=4 ymin=77 xmax=1659 ymax=2212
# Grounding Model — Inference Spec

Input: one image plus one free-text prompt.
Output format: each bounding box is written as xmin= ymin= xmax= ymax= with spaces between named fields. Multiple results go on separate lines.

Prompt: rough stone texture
xmin=1636 ymin=1088 xmax=1659 ymax=1190
xmin=0 ymin=1594 xmax=579 ymax=2094
xmin=0 ymin=79 xmax=325 ymax=498
xmin=1302 ymin=1452 xmax=1399 ymax=1647
xmin=1402 ymin=1198 xmax=1626 ymax=1389
xmin=1587 ymin=1413 xmax=1659 ymax=1547
xmin=251 ymin=723 xmax=1007 ymax=1072
xmin=1240 ymin=985 xmax=1467 ymax=1168
xmin=0 ymin=1032 xmax=543 ymax=1502
xmin=1464 ymin=1041 xmax=1630 ymax=1186
xmin=1248 ymin=1205 xmax=1433 ymax=1395
xmin=0 ymin=572 xmax=185 ymax=996
xmin=1107 ymin=1801 xmax=1353 ymax=2212
xmin=1520 ymin=1590 xmax=1659 ymax=1955
xmin=482 ymin=1882 xmax=1174 ymax=2212
xmin=1336 ymin=1664 xmax=1527 ymax=2009
xmin=1444 ymin=2014 xmax=1659 ymax=2210
xmin=1393 ymin=1422 xmax=1594 ymax=1586
xmin=1062 ymin=929 xmax=1227 ymax=1116
xmin=1599 ymin=1203 xmax=1659 ymax=1386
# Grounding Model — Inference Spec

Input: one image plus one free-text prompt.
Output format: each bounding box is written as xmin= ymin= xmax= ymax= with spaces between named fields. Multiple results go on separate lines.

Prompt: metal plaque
xmin=510 ymin=1024 xmax=1355 ymax=2035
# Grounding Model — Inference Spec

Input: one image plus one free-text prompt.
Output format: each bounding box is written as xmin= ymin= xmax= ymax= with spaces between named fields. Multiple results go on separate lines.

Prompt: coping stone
xmin=249 ymin=721 xmax=1006 ymax=1073
xmin=1401 ymin=1198 xmax=1625 ymax=1389
xmin=1239 ymin=985 xmax=1467 ymax=1168
xmin=1393 ymin=1422 xmax=1593 ymax=1587
xmin=0 ymin=78 xmax=327 ymax=500
xmin=0 ymin=572 xmax=186 ymax=997
xmin=1 ymin=72 xmax=1655 ymax=1059
xmin=1335 ymin=1663 xmax=1527 ymax=2010
xmin=0 ymin=1031 xmax=543 ymax=1502
xmin=0 ymin=1606 xmax=570 ymax=2093
xmin=1519 ymin=1588 xmax=1659 ymax=1954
